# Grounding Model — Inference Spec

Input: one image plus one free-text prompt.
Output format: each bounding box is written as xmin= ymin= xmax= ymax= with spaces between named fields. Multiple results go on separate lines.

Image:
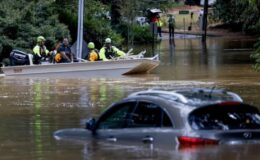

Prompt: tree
xmin=213 ymin=0 xmax=260 ymax=33
xmin=55 ymin=0 xmax=124 ymax=47
xmin=213 ymin=0 xmax=260 ymax=70
xmin=0 ymin=0 xmax=70 ymax=61
xmin=251 ymin=39 xmax=260 ymax=70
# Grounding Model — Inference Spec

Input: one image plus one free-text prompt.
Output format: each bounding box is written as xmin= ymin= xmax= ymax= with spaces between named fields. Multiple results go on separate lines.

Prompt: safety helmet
xmin=105 ymin=38 xmax=111 ymax=43
xmin=88 ymin=42 xmax=95 ymax=49
xmin=37 ymin=36 xmax=45 ymax=43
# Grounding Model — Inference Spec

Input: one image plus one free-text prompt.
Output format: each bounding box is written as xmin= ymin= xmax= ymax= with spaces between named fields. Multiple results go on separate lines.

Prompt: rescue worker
xmin=168 ymin=15 xmax=175 ymax=38
xmin=55 ymin=38 xmax=74 ymax=63
xmin=156 ymin=16 xmax=163 ymax=38
xmin=85 ymin=42 xmax=99 ymax=61
xmin=99 ymin=38 xmax=125 ymax=61
xmin=33 ymin=36 xmax=49 ymax=64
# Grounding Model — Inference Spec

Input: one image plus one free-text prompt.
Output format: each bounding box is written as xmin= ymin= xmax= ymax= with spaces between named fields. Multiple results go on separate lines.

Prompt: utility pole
xmin=76 ymin=0 xmax=84 ymax=60
xmin=202 ymin=0 xmax=208 ymax=42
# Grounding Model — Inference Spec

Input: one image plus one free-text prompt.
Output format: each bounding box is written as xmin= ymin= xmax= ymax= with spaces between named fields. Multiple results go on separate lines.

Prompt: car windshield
xmin=189 ymin=104 xmax=260 ymax=130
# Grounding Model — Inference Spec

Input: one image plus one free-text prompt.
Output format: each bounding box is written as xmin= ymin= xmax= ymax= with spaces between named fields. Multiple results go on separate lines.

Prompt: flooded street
xmin=1 ymin=35 xmax=260 ymax=160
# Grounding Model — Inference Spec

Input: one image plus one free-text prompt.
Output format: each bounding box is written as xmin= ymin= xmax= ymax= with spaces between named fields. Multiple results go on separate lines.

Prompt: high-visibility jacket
xmin=99 ymin=46 xmax=125 ymax=61
xmin=33 ymin=45 xmax=49 ymax=57
xmin=156 ymin=19 xmax=163 ymax=27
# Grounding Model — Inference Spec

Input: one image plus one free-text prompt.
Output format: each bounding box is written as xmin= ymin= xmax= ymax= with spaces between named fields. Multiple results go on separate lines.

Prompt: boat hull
xmin=1 ymin=59 xmax=159 ymax=77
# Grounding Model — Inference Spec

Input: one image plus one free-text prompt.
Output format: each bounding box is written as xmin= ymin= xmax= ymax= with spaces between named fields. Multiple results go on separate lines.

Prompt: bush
xmin=117 ymin=22 xmax=154 ymax=44
xmin=132 ymin=25 xmax=154 ymax=43
xmin=251 ymin=38 xmax=260 ymax=71
xmin=0 ymin=0 xmax=70 ymax=61
xmin=213 ymin=0 xmax=260 ymax=34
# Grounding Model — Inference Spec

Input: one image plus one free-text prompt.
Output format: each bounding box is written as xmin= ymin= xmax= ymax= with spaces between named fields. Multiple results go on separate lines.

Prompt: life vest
xmin=105 ymin=46 xmax=116 ymax=59
xmin=87 ymin=50 xmax=99 ymax=61
xmin=156 ymin=19 xmax=163 ymax=27
xmin=54 ymin=53 xmax=62 ymax=63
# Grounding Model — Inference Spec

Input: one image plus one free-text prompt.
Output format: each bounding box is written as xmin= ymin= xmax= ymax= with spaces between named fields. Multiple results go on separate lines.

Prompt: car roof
xmin=128 ymin=88 xmax=243 ymax=107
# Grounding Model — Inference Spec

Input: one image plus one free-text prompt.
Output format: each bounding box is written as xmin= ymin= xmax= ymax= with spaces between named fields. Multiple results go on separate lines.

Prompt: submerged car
xmin=54 ymin=88 xmax=260 ymax=147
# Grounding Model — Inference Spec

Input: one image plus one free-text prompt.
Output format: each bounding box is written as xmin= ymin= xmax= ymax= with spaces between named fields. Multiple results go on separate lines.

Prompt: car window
xmin=127 ymin=101 xmax=172 ymax=128
xmin=189 ymin=104 xmax=260 ymax=130
xmin=96 ymin=102 xmax=136 ymax=129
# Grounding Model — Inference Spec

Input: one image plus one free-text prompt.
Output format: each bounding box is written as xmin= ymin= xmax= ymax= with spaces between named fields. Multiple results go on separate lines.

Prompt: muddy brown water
xmin=0 ymin=35 xmax=260 ymax=160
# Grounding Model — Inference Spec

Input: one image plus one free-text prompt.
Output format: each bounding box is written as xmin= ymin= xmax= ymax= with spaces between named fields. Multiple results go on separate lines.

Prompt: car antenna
xmin=208 ymin=86 xmax=216 ymax=99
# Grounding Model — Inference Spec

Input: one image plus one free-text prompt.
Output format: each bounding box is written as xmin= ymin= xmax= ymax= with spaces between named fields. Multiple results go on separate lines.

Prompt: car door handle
xmin=106 ymin=136 xmax=117 ymax=142
xmin=142 ymin=136 xmax=154 ymax=143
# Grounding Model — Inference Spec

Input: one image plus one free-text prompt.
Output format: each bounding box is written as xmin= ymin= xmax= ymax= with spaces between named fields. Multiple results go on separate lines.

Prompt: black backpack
xmin=9 ymin=50 xmax=30 ymax=66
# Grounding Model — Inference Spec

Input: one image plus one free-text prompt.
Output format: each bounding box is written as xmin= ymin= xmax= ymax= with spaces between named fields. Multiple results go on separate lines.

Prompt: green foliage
xmin=55 ymin=0 xmax=123 ymax=47
xmin=0 ymin=0 xmax=70 ymax=59
xmin=116 ymin=23 xmax=154 ymax=43
xmin=84 ymin=0 xmax=123 ymax=46
xmin=213 ymin=0 xmax=260 ymax=33
xmin=251 ymin=38 xmax=260 ymax=70
xmin=131 ymin=25 xmax=154 ymax=43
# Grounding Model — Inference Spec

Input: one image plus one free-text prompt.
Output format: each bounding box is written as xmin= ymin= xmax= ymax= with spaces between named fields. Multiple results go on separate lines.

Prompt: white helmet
xmin=105 ymin=38 xmax=111 ymax=43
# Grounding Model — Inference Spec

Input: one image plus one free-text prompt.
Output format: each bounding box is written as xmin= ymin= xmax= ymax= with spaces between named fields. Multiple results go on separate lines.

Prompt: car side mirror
xmin=85 ymin=118 xmax=96 ymax=131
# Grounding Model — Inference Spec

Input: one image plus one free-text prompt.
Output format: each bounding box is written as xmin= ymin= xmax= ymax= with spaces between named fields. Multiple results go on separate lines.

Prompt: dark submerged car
xmin=54 ymin=88 xmax=260 ymax=147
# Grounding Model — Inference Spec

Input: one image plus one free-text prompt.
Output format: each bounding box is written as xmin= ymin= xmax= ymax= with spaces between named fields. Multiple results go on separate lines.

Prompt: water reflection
xmin=33 ymin=82 xmax=44 ymax=159
xmin=168 ymin=38 xmax=175 ymax=65
xmin=55 ymin=139 xmax=260 ymax=160
xmin=151 ymin=36 xmax=258 ymax=81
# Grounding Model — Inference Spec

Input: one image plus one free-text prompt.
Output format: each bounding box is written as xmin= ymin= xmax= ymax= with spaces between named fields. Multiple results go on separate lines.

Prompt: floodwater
xmin=1 ymin=34 xmax=260 ymax=160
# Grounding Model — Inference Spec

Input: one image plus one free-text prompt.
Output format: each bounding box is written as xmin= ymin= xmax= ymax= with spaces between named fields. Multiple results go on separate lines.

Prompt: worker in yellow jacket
xmin=99 ymin=38 xmax=125 ymax=61
xmin=156 ymin=17 xmax=163 ymax=38
xmin=86 ymin=42 xmax=99 ymax=61
xmin=33 ymin=36 xmax=49 ymax=64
